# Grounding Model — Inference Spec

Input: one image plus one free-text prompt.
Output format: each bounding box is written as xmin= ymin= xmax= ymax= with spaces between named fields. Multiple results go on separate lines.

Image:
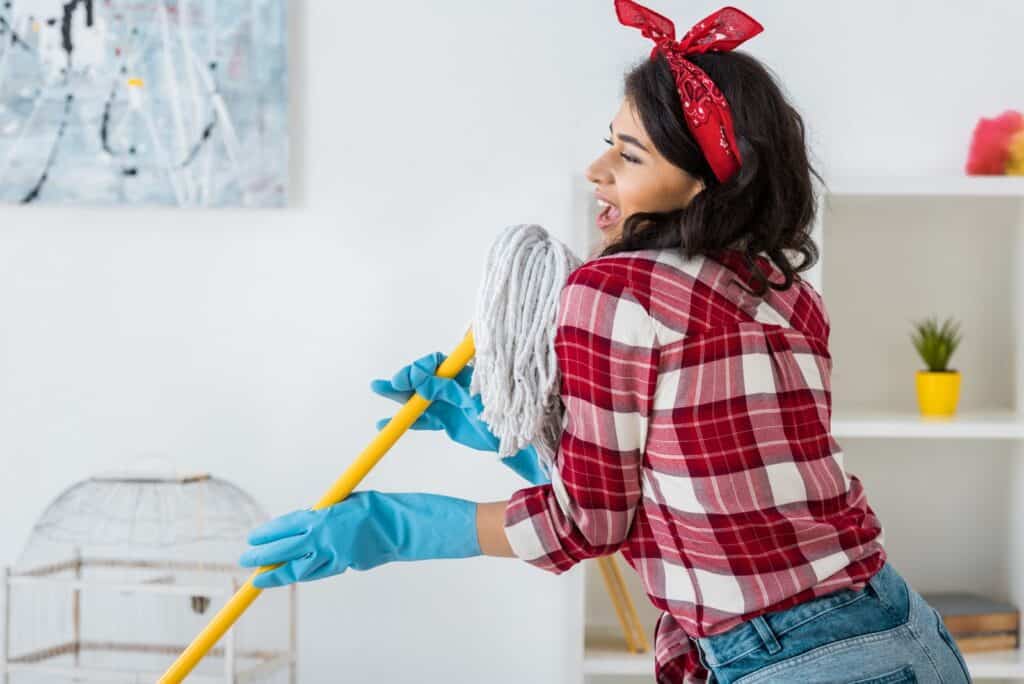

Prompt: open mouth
xmin=596 ymin=199 xmax=622 ymax=230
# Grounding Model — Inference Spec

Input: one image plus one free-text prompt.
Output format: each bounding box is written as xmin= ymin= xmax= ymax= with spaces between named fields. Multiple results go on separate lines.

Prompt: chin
xmin=600 ymin=227 xmax=623 ymax=249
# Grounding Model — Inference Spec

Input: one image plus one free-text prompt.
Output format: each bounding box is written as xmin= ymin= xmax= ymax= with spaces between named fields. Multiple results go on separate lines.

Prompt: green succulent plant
xmin=910 ymin=315 xmax=962 ymax=372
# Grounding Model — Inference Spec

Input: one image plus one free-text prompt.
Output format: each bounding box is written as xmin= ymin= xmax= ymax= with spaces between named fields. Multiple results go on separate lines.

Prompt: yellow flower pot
xmin=916 ymin=370 xmax=961 ymax=417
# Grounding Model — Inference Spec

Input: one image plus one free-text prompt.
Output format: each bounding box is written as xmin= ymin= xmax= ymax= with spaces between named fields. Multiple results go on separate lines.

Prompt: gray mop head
xmin=470 ymin=224 xmax=583 ymax=472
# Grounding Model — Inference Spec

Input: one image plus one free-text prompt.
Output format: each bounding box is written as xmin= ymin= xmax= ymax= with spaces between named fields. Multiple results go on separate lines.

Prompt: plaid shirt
xmin=503 ymin=247 xmax=886 ymax=683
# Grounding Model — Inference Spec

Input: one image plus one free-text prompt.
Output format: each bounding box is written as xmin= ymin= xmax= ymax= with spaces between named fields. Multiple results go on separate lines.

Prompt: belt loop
xmin=866 ymin=568 xmax=892 ymax=612
xmin=693 ymin=636 xmax=715 ymax=673
xmin=750 ymin=615 xmax=782 ymax=655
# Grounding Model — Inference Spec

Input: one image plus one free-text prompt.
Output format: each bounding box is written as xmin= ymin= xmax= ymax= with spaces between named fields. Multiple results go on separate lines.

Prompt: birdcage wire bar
xmin=1 ymin=471 xmax=296 ymax=683
xmin=2 ymin=556 xmax=296 ymax=683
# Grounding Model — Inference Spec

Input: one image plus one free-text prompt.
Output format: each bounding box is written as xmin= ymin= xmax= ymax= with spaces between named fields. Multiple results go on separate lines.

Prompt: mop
xmin=472 ymin=226 xmax=649 ymax=654
xmin=159 ymin=224 xmax=585 ymax=682
xmin=470 ymin=223 xmax=579 ymax=469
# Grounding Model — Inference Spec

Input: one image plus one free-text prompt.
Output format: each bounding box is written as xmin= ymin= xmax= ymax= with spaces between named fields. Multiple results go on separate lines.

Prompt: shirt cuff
xmin=503 ymin=484 xmax=568 ymax=574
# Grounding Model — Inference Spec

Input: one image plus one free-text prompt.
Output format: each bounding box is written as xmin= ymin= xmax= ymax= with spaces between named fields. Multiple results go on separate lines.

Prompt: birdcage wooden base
xmin=2 ymin=557 xmax=297 ymax=683
xmin=4 ymin=640 xmax=292 ymax=683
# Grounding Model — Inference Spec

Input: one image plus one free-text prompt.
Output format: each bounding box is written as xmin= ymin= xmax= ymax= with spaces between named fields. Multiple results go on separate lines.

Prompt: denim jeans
xmin=693 ymin=562 xmax=973 ymax=683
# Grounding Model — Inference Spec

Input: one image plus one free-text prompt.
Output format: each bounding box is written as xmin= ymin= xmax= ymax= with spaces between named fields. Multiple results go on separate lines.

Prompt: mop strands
xmin=471 ymin=224 xmax=583 ymax=471
xmin=159 ymin=223 xmax=583 ymax=682
xmin=471 ymin=226 xmax=649 ymax=654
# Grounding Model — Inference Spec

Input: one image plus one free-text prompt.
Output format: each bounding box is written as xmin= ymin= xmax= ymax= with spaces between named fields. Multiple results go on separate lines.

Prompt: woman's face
xmin=585 ymin=98 xmax=704 ymax=249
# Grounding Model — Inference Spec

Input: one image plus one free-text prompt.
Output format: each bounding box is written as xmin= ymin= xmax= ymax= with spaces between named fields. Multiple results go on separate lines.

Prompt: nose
xmin=585 ymin=152 xmax=612 ymax=186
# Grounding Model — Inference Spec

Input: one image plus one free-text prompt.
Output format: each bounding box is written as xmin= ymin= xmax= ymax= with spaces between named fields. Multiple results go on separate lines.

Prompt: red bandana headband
xmin=614 ymin=1 xmax=763 ymax=183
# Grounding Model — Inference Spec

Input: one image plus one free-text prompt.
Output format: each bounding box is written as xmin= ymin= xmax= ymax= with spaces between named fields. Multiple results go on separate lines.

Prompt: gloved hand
xmin=371 ymin=352 xmax=550 ymax=486
xmin=371 ymin=352 xmax=496 ymax=452
xmin=497 ymin=443 xmax=550 ymax=486
xmin=239 ymin=491 xmax=481 ymax=589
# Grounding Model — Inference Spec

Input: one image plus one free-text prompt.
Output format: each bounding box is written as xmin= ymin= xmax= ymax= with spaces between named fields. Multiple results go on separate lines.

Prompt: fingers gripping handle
xmin=159 ymin=329 xmax=477 ymax=683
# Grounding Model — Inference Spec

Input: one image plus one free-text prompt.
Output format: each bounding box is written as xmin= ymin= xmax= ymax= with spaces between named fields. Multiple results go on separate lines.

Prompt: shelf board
xmin=825 ymin=175 xmax=1024 ymax=197
xmin=831 ymin=410 xmax=1024 ymax=439
xmin=584 ymin=644 xmax=1024 ymax=679
xmin=963 ymin=648 xmax=1024 ymax=679
xmin=584 ymin=631 xmax=652 ymax=676
xmin=583 ymin=646 xmax=651 ymax=676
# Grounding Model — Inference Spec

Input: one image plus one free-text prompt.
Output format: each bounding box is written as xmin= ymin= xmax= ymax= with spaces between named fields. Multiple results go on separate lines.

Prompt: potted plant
xmin=910 ymin=315 xmax=963 ymax=417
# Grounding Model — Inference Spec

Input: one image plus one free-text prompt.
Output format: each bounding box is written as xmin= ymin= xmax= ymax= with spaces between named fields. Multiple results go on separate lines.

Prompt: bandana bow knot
xmin=614 ymin=1 xmax=763 ymax=183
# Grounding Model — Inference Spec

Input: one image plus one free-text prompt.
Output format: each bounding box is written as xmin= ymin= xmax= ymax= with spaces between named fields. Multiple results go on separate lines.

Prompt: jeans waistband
xmin=696 ymin=561 xmax=900 ymax=669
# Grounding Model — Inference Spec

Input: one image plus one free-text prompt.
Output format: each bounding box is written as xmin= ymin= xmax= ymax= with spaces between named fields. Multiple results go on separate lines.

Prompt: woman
xmin=239 ymin=3 xmax=973 ymax=682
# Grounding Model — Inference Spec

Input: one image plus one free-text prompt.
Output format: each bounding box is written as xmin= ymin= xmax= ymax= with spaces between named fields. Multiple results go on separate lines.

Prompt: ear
xmin=683 ymin=175 xmax=705 ymax=207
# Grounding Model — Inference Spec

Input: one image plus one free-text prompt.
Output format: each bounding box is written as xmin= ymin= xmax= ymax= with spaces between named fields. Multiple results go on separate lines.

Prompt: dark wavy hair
xmin=598 ymin=50 xmax=822 ymax=297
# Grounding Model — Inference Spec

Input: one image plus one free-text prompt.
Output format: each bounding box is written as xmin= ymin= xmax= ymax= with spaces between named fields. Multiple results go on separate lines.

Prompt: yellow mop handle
xmin=159 ymin=329 xmax=476 ymax=683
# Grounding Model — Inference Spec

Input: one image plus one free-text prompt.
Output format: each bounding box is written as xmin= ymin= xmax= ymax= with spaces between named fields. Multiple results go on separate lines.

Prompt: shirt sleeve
xmin=502 ymin=262 xmax=659 ymax=574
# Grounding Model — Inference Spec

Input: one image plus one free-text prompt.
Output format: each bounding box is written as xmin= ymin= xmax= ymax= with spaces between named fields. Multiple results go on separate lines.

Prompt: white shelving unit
xmin=568 ymin=174 xmax=1024 ymax=683
xmin=832 ymin=410 xmax=1024 ymax=440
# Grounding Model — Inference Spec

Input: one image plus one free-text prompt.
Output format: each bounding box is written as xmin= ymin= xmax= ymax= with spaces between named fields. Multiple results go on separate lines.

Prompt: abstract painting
xmin=0 ymin=0 xmax=287 ymax=207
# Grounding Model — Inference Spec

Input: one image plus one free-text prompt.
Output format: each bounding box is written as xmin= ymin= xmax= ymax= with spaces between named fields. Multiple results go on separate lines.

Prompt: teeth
xmin=596 ymin=199 xmax=614 ymax=209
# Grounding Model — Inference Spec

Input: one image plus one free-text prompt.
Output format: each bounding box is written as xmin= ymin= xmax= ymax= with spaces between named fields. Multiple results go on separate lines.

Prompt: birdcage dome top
xmin=15 ymin=462 xmax=268 ymax=574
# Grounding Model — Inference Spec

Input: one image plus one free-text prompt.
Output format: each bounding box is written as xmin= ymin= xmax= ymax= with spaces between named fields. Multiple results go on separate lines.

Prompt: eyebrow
xmin=610 ymin=123 xmax=650 ymax=153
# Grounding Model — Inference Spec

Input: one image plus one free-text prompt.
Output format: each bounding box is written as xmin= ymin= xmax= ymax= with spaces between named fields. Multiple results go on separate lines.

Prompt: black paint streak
xmin=23 ymin=94 xmax=74 ymax=204
xmin=170 ymin=61 xmax=224 ymax=169
xmin=99 ymin=72 xmax=219 ymax=174
xmin=99 ymin=81 xmax=120 ymax=155
xmin=99 ymin=80 xmax=147 ymax=175
xmin=176 ymin=119 xmax=218 ymax=169
xmin=0 ymin=16 xmax=34 ymax=53
xmin=169 ymin=61 xmax=226 ymax=168
xmin=60 ymin=3 xmax=75 ymax=62
xmin=60 ymin=0 xmax=93 ymax=70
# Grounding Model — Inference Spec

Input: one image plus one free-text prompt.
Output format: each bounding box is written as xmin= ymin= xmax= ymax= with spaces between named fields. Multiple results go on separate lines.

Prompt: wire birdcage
xmin=1 ymin=468 xmax=295 ymax=683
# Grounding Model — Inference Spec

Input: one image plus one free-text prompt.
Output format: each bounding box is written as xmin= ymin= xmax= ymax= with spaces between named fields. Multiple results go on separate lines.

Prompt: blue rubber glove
xmin=371 ymin=353 xmax=496 ymax=452
xmin=497 ymin=444 xmax=550 ymax=487
xmin=370 ymin=352 xmax=550 ymax=485
xmin=239 ymin=491 xmax=481 ymax=589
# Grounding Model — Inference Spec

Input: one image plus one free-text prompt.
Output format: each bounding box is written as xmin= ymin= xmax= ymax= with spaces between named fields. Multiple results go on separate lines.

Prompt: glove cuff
xmin=500 ymin=444 xmax=551 ymax=486
xmin=386 ymin=492 xmax=482 ymax=560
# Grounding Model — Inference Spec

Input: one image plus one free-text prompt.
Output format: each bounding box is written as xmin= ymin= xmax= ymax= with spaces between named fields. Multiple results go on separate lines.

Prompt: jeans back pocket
xmin=850 ymin=664 xmax=917 ymax=683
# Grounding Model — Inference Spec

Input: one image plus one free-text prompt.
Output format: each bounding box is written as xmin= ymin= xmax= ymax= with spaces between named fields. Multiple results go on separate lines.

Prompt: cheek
xmin=615 ymin=177 xmax=642 ymax=214
xmin=606 ymin=164 xmax=660 ymax=217
xmin=634 ymin=177 xmax=682 ymax=214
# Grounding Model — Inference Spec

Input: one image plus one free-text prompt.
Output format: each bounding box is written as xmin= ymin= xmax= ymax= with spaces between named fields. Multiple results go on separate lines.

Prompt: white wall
xmin=2 ymin=1 xmax=1023 ymax=682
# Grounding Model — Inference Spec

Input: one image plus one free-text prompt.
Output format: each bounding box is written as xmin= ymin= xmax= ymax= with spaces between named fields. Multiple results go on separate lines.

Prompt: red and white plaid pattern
xmin=503 ymin=247 xmax=886 ymax=683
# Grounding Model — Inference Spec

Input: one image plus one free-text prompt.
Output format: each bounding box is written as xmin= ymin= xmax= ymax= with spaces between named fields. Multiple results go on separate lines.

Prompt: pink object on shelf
xmin=966 ymin=110 xmax=1024 ymax=175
